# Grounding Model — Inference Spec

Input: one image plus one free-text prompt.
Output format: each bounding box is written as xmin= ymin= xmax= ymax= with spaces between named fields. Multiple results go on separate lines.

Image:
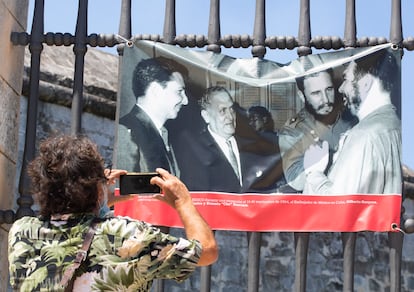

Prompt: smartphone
xmin=119 ymin=172 xmax=161 ymax=195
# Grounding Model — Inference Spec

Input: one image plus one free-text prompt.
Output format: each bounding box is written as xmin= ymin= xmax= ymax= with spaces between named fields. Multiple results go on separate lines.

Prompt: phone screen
xmin=119 ymin=172 xmax=161 ymax=195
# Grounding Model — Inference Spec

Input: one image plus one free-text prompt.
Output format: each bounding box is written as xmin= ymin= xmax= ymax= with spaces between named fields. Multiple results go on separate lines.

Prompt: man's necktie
xmin=160 ymin=127 xmax=171 ymax=152
xmin=226 ymin=139 xmax=240 ymax=180
xmin=160 ymin=127 xmax=179 ymax=176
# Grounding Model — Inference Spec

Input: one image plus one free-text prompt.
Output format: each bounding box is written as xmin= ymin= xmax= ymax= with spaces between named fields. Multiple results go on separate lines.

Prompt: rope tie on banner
xmin=115 ymin=34 xmax=134 ymax=47
xmin=391 ymin=223 xmax=406 ymax=234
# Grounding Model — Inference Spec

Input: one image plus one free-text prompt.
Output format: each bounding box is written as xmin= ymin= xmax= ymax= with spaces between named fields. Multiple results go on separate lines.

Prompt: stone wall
xmin=0 ymin=1 xmax=28 ymax=291
xmin=20 ymin=44 xmax=118 ymax=150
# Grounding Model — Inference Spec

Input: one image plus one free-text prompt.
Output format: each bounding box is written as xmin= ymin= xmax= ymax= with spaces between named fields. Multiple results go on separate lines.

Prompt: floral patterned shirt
xmin=8 ymin=214 xmax=201 ymax=291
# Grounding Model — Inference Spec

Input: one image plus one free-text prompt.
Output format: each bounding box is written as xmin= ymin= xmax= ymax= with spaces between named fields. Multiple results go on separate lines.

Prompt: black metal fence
xmin=4 ymin=0 xmax=414 ymax=291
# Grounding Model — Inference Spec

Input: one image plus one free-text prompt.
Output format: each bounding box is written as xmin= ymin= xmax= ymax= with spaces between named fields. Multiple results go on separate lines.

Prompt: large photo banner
xmin=114 ymin=41 xmax=402 ymax=232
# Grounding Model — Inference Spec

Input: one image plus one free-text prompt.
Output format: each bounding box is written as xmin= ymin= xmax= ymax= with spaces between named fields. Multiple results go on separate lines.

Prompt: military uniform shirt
xmin=279 ymin=107 xmax=354 ymax=192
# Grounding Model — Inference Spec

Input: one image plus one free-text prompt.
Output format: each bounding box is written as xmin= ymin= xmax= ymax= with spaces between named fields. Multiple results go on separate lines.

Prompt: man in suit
xmin=116 ymin=57 xmax=189 ymax=176
xmin=175 ymin=86 xmax=241 ymax=192
xmin=174 ymin=86 xmax=282 ymax=193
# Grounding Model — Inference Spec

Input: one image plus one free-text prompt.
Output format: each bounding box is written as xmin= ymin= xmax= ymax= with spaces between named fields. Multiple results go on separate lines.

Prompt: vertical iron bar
xmin=343 ymin=2 xmax=357 ymax=291
xmin=71 ymin=0 xmax=88 ymax=134
xmin=152 ymin=4 xmax=177 ymax=291
xmin=114 ymin=0 xmax=132 ymax=165
xmin=119 ymin=0 xmax=132 ymax=42
xmin=295 ymin=1 xmax=311 ymax=290
xmin=247 ymin=232 xmax=261 ymax=292
xmin=389 ymin=2 xmax=403 ymax=292
xmin=390 ymin=0 xmax=403 ymax=46
xmin=199 ymin=230 xmax=214 ymax=292
xmin=389 ymin=231 xmax=403 ymax=292
xmin=297 ymin=0 xmax=311 ymax=57
xmin=115 ymin=0 xmax=131 ymax=109
xmin=343 ymin=0 xmax=356 ymax=48
xmin=163 ymin=0 xmax=176 ymax=44
xmin=294 ymin=232 xmax=309 ymax=292
xmin=250 ymin=1 xmax=265 ymax=286
xmin=341 ymin=232 xmax=356 ymax=292
xmin=200 ymin=264 xmax=212 ymax=292
xmin=202 ymin=2 xmax=221 ymax=290
xmin=207 ymin=0 xmax=221 ymax=53
xmin=251 ymin=0 xmax=266 ymax=58
xmin=16 ymin=0 xmax=45 ymax=219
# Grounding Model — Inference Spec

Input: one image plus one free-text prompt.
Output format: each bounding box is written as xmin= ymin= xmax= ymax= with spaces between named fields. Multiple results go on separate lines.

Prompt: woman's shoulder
xmin=12 ymin=215 xmax=41 ymax=227
xmin=9 ymin=216 xmax=42 ymax=237
xmin=98 ymin=216 xmax=154 ymax=235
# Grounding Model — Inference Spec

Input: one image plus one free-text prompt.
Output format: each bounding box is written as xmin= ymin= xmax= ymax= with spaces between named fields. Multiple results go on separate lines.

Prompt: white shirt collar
xmin=358 ymin=79 xmax=391 ymax=121
xmin=136 ymin=104 xmax=164 ymax=132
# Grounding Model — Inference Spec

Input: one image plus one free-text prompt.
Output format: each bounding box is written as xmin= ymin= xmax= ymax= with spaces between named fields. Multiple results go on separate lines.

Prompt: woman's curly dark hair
xmin=27 ymin=134 xmax=106 ymax=217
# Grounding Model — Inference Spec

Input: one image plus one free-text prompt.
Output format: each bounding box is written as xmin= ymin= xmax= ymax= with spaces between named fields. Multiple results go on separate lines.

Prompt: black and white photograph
xmin=116 ymin=41 xmax=402 ymax=197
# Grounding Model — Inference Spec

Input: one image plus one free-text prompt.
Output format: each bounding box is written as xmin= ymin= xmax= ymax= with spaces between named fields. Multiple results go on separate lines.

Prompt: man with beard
xmin=279 ymin=67 xmax=356 ymax=193
xmin=303 ymin=50 xmax=402 ymax=194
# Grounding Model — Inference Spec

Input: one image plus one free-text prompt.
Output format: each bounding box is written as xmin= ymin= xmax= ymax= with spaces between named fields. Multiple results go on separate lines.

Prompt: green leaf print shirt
xmin=8 ymin=214 xmax=201 ymax=291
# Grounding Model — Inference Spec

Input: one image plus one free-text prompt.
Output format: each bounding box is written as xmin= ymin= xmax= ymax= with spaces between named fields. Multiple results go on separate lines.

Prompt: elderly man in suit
xmin=174 ymin=86 xmax=283 ymax=193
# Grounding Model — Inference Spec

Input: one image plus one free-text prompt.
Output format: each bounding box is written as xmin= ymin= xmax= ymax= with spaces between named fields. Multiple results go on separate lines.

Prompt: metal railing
xmin=4 ymin=0 xmax=414 ymax=291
